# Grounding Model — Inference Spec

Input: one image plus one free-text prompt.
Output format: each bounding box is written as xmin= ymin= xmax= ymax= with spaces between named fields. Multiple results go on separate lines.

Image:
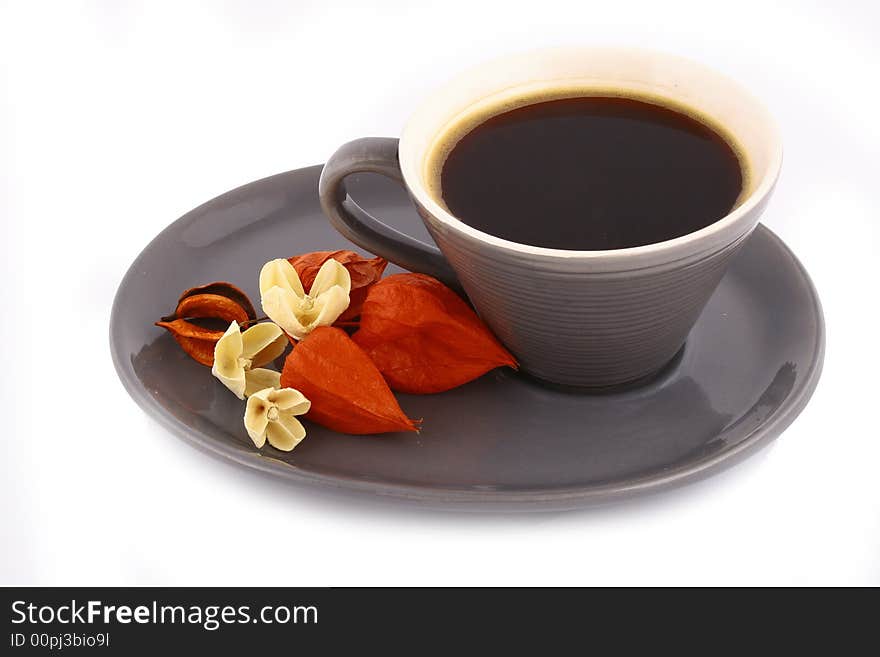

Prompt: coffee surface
xmin=439 ymin=96 xmax=743 ymax=250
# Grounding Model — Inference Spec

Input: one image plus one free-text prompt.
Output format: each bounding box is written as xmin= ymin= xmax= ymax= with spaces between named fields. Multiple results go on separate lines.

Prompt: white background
xmin=2 ymin=0 xmax=878 ymax=586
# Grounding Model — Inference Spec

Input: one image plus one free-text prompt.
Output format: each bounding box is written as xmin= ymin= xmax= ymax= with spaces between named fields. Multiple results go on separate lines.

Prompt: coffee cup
xmin=319 ymin=47 xmax=782 ymax=388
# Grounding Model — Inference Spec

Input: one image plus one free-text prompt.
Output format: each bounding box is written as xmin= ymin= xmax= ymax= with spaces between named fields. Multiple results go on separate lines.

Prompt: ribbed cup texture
xmin=422 ymin=211 xmax=751 ymax=387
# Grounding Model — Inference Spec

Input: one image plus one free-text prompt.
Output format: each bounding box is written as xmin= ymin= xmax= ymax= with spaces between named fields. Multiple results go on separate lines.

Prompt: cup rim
xmin=399 ymin=47 xmax=783 ymax=267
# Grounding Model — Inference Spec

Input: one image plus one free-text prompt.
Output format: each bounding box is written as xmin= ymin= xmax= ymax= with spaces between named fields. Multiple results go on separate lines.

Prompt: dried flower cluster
xmin=156 ymin=249 xmax=516 ymax=451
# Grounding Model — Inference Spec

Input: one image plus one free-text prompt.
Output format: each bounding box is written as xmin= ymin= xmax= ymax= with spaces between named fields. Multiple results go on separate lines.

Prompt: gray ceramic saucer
xmin=110 ymin=165 xmax=824 ymax=510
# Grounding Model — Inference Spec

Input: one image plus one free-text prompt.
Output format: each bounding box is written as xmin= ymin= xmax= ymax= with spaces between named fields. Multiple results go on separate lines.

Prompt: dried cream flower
xmin=244 ymin=387 xmax=311 ymax=451
xmin=259 ymin=258 xmax=350 ymax=341
xmin=211 ymin=321 xmax=287 ymax=399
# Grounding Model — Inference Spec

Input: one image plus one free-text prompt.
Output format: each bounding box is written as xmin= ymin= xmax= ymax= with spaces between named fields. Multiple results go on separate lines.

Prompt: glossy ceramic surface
xmin=110 ymin=165 xmax=824 ymax=510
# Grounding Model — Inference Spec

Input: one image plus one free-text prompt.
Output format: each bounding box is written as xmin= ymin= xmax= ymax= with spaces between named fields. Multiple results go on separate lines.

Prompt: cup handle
xmin=319 ymin=137 xmax=461 ymax=291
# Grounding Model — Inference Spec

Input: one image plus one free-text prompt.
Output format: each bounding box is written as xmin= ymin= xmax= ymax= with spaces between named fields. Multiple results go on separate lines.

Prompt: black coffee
xmin=437 ymin=96 xmax=743 ymax=250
